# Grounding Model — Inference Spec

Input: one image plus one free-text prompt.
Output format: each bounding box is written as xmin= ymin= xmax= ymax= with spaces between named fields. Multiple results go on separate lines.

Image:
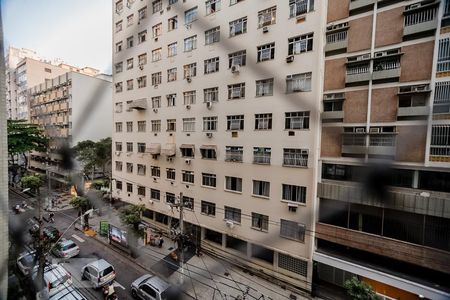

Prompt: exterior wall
xmin=347 ymin=15 xmax=373 ymax=53
xmin=324 ymin=58 xmax=346 ymax=90
xmin=343 ymin=90 xmax=368 ymax=123
xmin=396 ymin=125 xmax=427 ymax=163
xmin=370 ymin=87 xmax=397 ymax=123
xmin=320 ymin=127 xmax=341 ymax=157
xmin=400 ymin=41 xmax=435 ymax=82
xmin=327 ymin=0 xmax=349 ymax=23
xmin=375 ymin=7 xmax=404 ymax=48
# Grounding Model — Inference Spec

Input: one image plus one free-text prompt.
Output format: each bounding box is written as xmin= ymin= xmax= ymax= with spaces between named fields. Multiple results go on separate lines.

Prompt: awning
xmin=161 ymin=143 xmax=176 ymax=156
xmin=200 ymin=145 xmax=217 ymax=151
xmin=147 ymin=143 xmax=161 ymax=155
xmin=180 ymin=144 xmax=195 ymax=151
xmin=129 ymin=98 xmax=148 ymax=110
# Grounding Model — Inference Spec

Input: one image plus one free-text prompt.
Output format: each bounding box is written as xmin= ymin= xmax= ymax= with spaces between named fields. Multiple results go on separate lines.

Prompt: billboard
xmin=108 ymin=224 xmax=128 ymax=248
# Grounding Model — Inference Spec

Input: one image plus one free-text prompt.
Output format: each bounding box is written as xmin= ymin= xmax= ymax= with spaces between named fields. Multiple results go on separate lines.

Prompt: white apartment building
xmin=112 ymin=0 xmax=324 ymax=292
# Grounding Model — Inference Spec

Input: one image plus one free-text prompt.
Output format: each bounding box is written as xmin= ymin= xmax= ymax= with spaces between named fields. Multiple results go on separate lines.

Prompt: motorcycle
xmin=103 ymin=284 xmax=118 ymax=300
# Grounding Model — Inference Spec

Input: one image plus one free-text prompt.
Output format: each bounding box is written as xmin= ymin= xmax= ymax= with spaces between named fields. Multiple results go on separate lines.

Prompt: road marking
xmin=113 ymin=281 xmax=126 ymax=290
xmin=71 ymin=234 xmax=85 ymax=243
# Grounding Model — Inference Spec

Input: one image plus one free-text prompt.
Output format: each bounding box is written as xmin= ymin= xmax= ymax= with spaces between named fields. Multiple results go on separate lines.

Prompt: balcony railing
xmin=289 ymin=0 xmax=308 ymax=17
xmin=253 ymin=155 xmax=271 ymax=165
xmin=225 ymin=152 xmax=243 ymax=162
xmin=369 ymin=135 xmax=396 ymax=147
xmin=283 ymin=154 xmax=308 ymax=167
xmin=342 ymin=135 xmax=366 ymax=146
xmin=404 ymin=7 xmax=437 ymax=27
xmin=326 ymin=31 xmax=347 ymax=44
xmin=346 ymin=65 xmax=370 ymax=75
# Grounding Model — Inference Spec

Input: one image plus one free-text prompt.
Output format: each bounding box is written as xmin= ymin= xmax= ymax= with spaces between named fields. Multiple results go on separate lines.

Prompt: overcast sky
xmin=2 ymin=0 xmax=112 ymax=74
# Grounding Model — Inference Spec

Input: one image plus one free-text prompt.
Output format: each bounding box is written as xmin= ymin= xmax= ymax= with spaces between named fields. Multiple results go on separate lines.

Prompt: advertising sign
xmin=108 ymin=224 xmax=128 ymax=248
xmin=99 ymin=221 xmax=109 ymax=236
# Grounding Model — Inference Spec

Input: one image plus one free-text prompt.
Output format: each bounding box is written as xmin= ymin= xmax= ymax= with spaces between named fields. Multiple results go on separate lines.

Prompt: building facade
xmin=316 ymin=0 xmax=450 ymax=299
xmin=112 ymin=0 xmax=324 ymax=293
xmin=28 ymin=72 xmax=112 ymax=185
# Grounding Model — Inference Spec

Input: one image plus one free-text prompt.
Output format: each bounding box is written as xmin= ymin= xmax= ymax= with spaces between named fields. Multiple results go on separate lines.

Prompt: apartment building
xmin=316 ymin=0 xmax=450 ymax=299
xmin=112 ymin=0 xmax=324 ymax=293
xmin=28 ymin=72 xmax=112 ymax=185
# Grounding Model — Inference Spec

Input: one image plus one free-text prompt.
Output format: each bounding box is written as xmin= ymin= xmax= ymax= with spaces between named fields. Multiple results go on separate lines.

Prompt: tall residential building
xmin=28 ymin=72 xmax=112 ymax=186
xmin=315 ymin=0 xmax=450 ymax=299
xmin=112 ymin=0 xmax=323 ymax=293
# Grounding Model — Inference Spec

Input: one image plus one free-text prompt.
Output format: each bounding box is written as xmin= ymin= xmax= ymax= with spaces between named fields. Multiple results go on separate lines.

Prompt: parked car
xmin=16 ymin=250 xmax=37 ymax=276
xmin=131 ymin=274 xmax=179 ymax=300
xmin=49 ymin=285 xmax=87 ymax=300
xmin=52 ymin=239 xmax=80 ymax=258
xmin=81 ymin=259 xmax=116 ymax=289
xmin=32 ymin=263 xmax=73 ymax=297
xmin=43 ymin=226 xmax=61 ymax=242
xmin=27 ymin=218 xmax=40 ymax=236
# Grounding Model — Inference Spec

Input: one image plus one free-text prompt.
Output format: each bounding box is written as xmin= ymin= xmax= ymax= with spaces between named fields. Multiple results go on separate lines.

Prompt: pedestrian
xmin=49 ymin=212 xmax=55 ymax=223
xmin=158 ymin=236 xmax=164 ymax=248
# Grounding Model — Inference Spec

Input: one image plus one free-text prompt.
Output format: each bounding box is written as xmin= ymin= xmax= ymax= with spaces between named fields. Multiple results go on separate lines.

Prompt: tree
xmin=74 ymin=138 xmax=111 ymax=179
xmin=7 ymin=120 xmax=48 ymax=182
xmin=120 ymin=204 xmax=145 ymax=230
xmin=344 ymin=277 xmax=381 ymax=300
xmin=70 ymin=196 xmax=91 ymax=229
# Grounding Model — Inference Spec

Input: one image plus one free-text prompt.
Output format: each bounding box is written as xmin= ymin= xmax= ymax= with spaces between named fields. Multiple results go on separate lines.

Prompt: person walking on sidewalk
xmin=49 ymin=212 xmax=55 ymax=223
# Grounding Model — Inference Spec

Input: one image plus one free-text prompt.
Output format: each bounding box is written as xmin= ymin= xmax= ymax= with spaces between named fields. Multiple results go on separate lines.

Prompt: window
xmin=430 ymin=125 xmax=450 ymax=157
xmin=169 ymin=0 xmax=177 ymax=5
xmin=183 ymin=63 xmax=197 ymax=78
xmin=137 ymin=164 xmax=146 ymax=176
xmin=200 ymin=146 xmax=217 ymax=159
xmin=150 ymin=189 xmax=160 ymax=200
xmin=115 ymin=122 xmax=123 ymax=132
xmin=126 ymin=121 xmax=133 ymax=132
xmin=183 ymin=91 xmax=196 ymax=105
xmin=201 ymin=201 xmax=216 ymax=216
xmin=127 ymin=36 xmax=134 ymax=48
xmin=182 ymin=170 xmax=194 ymax=183
xmin=168 ymin=42 xmax=177 ymax=57
xmin=126 ymin=142 xmax=133 ymax=152
xmin=115 ymin=102 xmax=123 ymax=113
xmin=230 ymin=0 xmax=244 ymax=5
xmin=282 ymin=184 xmax=306 ymax=203
xmin=205 ymin=27 xmax=220 ymax=45
xmin=183 ymin=118 xmax=195 ymax=132
xmin=228 ymin=50 xmax=246 ymax=68
xmin=204 ymin=87 xmax=219 ymax=102
xmin=137 ymin=76 xmax=147 ymax=88
xmin=204 ymin=57 xmax=220 ymax=74
xmin=152 ymin=0 xmax=162 ymax=13
xmin=115 ymin=42 xmax=123 ymax=54
xmin=116 ymin=181 xmax=123 ymax=190
xmin=225 ymin=206 xmax=241 ymax=223
xmin=167 ymin=119 xmax=176 ymax=131
xmin=288 ymin=33 xmax=313 ymax=55
xmin=126 ymin=163 xmax=133 ymax=173
xmin=225 ymin=176 xmax=242 ymax=192
xmin=152 ymin=72 xmax=162 ymax=86
xmin=138 ymin=121 xmax=146 ymax=132
xmin=183 ymin=196 xmax=194 ymax=210
xmin=227 ymin=115 xmax=244 ymax=130
xmin=257 ymin=43 xmax=275 ymax=62
xmin=324 ymin=99 xmax=343 ymax=112
xmin=127 ymin=79 xmax=134 ymax=91
xmin=203 ymin=116 xmax=218 ymax=131
xmin=152 ymin=48 xmax=162 ymax=62
xmin=151 ymin=166 xmax=160 ymax=177
xmin=285 ymin=111 xmax=310 ymax=129
xmin=168 ymin=16 xmax=178 ymax=31
xmin=115 ymin=161 xmax=123 ymax=171
xmin=256 ymin=79 xmax=273 ymax=96
xmin=258 ymin=6 xmax=276 ymax=28
xmin=167 ymin=94 xmax=176 ymax=107
xmin=127 ymin=183 xmax=133 ymax=193
xmin=115 ymin=82 xmax=123 ymax=93
xmin=180 ymin=145 xmax=195 ymax=157
xmin=152 ymin=23 xmax=162 ymax=38
xmin=138 ymin=6 xmax=147 ymax=21
xmin=253 ymin=147 xmax=271 ymax=164
xmin=127 ymin=58 xmax=134 ymax=70
xmin=185 ymin=7 xmax=198 ymax=24
xmin=138 ymin=53 xmax=147 ymax=66
xmin=166 ymin=192 xmax=176 ymax=204
xmin=167 ymin=68 xmax=177 ymax=82
xmin=138 ymin=30 xmax=147 ymax=44
xmin=289 ymin=0 xmax=314 ymax=18
xmin=151 ymin=120 xmax=161 ymax=132
xmin=229 ymin=17 xmax=247 ymax=36
xmin=184 ymin=35 xmax=197 ymax=52
xmin=225 ymin=146 xmax=243 ymax=162
xmin=115 ymin=142 xmax=123 ymax=152
xmin=137 ymin=143 xmax=146 ymax=153
xmin=253 ymin=180 xmax=270 ymax=197
xmin=206 ymin=0 xmax=221 ymax=15
xmin=202 ymin=173 xmax=216 ymax=187
xmin=115 ymin=62 xmax=123 ymax=73
xmin=167 ymin=168 xmax=176 ymax=180
xmin=127 ymin=14 xmax=134 ymax=27
xmin=252 ymin=213 xmax=269 ymax=231
xmin=227 ymin=83 xmax=245 ymax=99
xmin=283 ymin=149 xmax=308 ymax=167
xmin=116 ymin=1 xmax=123 ymax=13
xmin=255 ymin=113 xmax=272 ymax=130
xmin=151 ymin=96 xmax=161 ymax=108
xmin=280 ymin=219 xmax=305 ymax=242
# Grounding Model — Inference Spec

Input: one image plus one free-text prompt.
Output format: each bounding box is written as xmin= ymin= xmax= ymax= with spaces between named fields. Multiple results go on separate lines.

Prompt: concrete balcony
xmin=367 ymin=145 xmax=396 ymax=156
xmin=325 ymin=39 xmax=348 ymax=53
xmin=397 ymin=105 xmax=430 ymax=117
xmin=325 ymin=31 xmax=348 ymax=53
xmin=372 ymin=67 xmax=400 ymax=81
xmin=346 ymin=71 xmax=371 ymax=84
xmin=349 ymin=0 xmax=375 ymax=11
xmin=321 ymin=111 xmax=344 ymax=120
xmin=342 ymin=134 xmax=367 ymax=155
xmin=128 ymin=98 xmax=147 ymax=110
xmin=404 ymin=5 xmax=438 ymax=36
xmin=315 ymin=222 xmax=450 ymax=274
xmin=368 ymin=134 xmax=396 ymax=156
xmin=317 ymin=180 xmax=450 ymax=218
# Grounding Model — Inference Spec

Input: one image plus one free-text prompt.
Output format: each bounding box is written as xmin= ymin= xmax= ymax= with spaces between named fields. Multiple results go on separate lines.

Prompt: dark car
xmin=27 ymin=218 xmax=40 ymax=236
xmin=43 ymin=226 xmax=61 ymax=242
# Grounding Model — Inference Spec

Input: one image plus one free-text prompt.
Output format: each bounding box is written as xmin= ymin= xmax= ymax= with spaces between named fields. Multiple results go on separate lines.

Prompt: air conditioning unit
xmin=286 ymin=55 xmax=294 ymax=63
xmin=369 ymin=127 xmax=380 ymax=133
xmin=185 ymin=159 xmax=191 ymax=165
xmin=262 ymin=26 xmax=269 ymax=33
xmin=154 ymin=37 xmax=158 ymax=42
xmin=374 ymin=51 xmax=387 ymax=58
xmin=413 ymin=85 xmax=428 ymax=92
xmin=160 ymin=10 xmax=164 ymax=15
xmin=409 ymin=3 xmax=421 ymax=10
xmin=126 ymin=152 xmax=132 ymax=156
xmin=139 ymin=63 xmax=144 ymax=70
xmin=167 ymin=157 xmax=173 ymax=162
xmin=115 ymin=151 xmax=121 ymax=156
xmin=167 ymin=6 xmax=171 ymax=11
xmin=185 ymin=24 xmax=192 ymax=29
xmin=186 ymin=76 xmax=192 ymax=83
xmin=355 ymin=128 xmax=365 ymax=133
xmin=185 ymin=104 xmax=191 ymax=110
xmin=225 ymin=220 xmax=235 ymax=228
xmin=231 ymin=65 xmax=240 ymax=74
xmin=357 ymin=54 xmax=371 ymax=61
xmin=206 ymin=132 xmax=213 ymax=138
xmin=206 ymin=101 xmax=213 ymax=109
xmin=153 ymin=108 xmax=158 ymax=113
xmin=152 ymin=154 xmax=158 ymax=160
xmin=154 ymin=84 xmax=158 ymax=89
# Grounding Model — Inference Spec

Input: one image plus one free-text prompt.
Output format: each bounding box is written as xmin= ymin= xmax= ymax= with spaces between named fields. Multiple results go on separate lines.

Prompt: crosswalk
xmin=71 ymin=234 xmax=85 ymax=243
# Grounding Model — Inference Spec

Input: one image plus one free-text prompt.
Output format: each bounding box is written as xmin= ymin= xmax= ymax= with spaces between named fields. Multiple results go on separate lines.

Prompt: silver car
xmin=52 ymin=239 xmax=80 ymax=258
xmin=81 ymin=259 xmax=116 ymax=289
xmin=16 ymin=250 xmax=37 ymax=276
xmin=49 ymin=285 xmax=87 ymax=300
xmin=32 ymin=263 xmax=73 ymax=297
xmin=131 ymin=274 xmax=176 ymax=300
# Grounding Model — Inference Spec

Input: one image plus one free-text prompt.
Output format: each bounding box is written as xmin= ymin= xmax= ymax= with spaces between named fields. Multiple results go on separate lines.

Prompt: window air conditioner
xmin=160 ymin=10 xmax=164 ymax=15
xmin=115 ymin=151 xmax=121 ymax=156
xmin=153 ymin=108 xmax=158 ymax=113
xmin=167 ymin=157 xmax=173 ymax=162
xmin=139 ymin=63 xmax=144 ymax=70
xmin=206 ymin=132 xmax=213 ymax=138
xmin=225 ymin=220 xmax=235 ymax=228
xmin=206 ymin=101 xmax=213 ymax=109
xmin=231 ymin=65 xmax=240 ymax=74
xmin=185 ymin=105 xmax=191 ymax=109
xmin=286 ymin=55 xmax=294 ymax=63
xmin=186 ymin=76 xmax=192 ymax=83
xmin=154 ymin=37 xmax=158 ymax=42
xmin=369 ymin=127 xmax=380 ymax=133
xmin=185 ymin=159 xmax=191 ymax=165
xmin=167 ymin=6 xmax=171 ymax=11
xmin=355 ymin=128 xmax=365 ymax=133
xmin=262 ymin=26 xmax=269 ymax=33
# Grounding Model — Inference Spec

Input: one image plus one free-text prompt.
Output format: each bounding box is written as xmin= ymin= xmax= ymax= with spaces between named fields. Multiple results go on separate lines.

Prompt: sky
xmin=2 ymin=0 xmax=112 ymax=74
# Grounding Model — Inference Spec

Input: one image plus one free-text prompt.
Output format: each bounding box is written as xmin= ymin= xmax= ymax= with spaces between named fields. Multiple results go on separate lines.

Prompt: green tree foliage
xmin=74 ymin=138 xmax=111 ymax=178
xmin=70 ymin=196 xmax=91 ymax=228
xmin=344 ymin=277 xmax=381 ymax=300
xmin=90 ymin=179 xmax=109 ymax=190
xmin=120 ymin=204 xmax=145 ymax=228
xmin=21 ymin=175 xmax=45 ymax=194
